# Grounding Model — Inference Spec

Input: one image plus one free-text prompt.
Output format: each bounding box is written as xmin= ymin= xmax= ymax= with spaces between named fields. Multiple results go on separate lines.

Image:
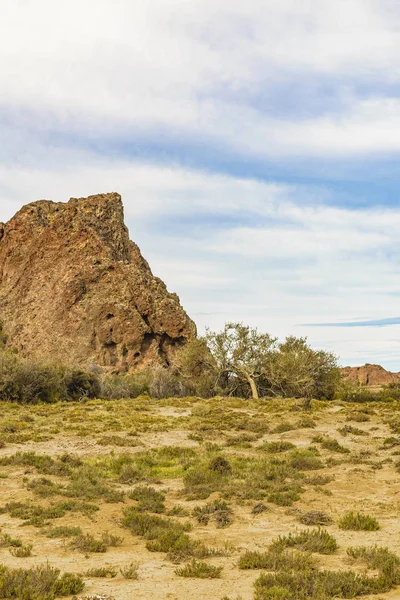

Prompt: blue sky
xmin=1 ymin=0 xmax=400 ymax=369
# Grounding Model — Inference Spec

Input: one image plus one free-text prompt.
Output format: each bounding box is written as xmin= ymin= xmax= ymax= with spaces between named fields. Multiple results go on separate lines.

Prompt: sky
xmin=1 ymin=0 xmax=400 ymax=369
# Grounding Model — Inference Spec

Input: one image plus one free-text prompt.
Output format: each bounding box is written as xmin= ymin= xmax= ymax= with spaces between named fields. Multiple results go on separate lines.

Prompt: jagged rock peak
xmin=0 ymin=192 xmax=196 ymax=371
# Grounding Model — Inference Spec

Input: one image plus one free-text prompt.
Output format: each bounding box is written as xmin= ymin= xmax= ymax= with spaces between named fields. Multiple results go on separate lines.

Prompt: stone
xmin=340 ymin=363 xmax=400 ymax=386
xmin=0 ymin=192 xmax=196 ymax=371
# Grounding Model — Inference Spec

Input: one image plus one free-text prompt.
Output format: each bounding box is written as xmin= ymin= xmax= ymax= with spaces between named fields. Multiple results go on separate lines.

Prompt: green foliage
xmin=127 ymin=485 xmax=166 ymax=513
xmin=175 ymin=559 xmax=223 ymax=578
xmin=264 ymin=336 xmax=339 ymax=402
xmin=239 ymin=549 xmax=317 ymax=571
xmin=270 ymin=529 xmax=338 ymax=555
xmin=85 ymin=567 xmax=117 ymax=578
xmin=193 ymin=499 xmax=233 ymax=527
xmin=312 ymin=435 xmax=350 ymax=454
xmin=0 ymin=563 xmax=84 ymax=599
xmin=339 ymin=511 xmax=380 ymax=531
xmin=262 ymin=441 xmax=296 ymax=453
xmin=204 ymin=322 xmax=277 ymax=399
xmin=0 ymin=350 xmax=100 ymax=404
xmin=70 ymin=533 xmax=107 ymax=553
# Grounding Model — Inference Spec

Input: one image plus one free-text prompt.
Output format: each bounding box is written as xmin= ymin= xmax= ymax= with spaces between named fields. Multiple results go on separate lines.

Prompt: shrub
xmin=120 ymin=561 xmax=140 ymax=579
xmin=339 ymin=511 xmax=380 ymax=531
xmin=9 ymin=544 xmax=33 ymax=557
xmin=193 ymin=500 xmax=233 ymax=528
xmin=44 ymin=526 xmax=82 ymax=538
xmin=239 ymin=549 xmax=317 ymax=570
xmin=271 ymin=529 xmax=338 ymax=555
xmin=127 ymin=486 xmax=165 ymax=513
xmin=287 ymin=449 xmax=324 ymax=471
xmin=175 ymin=559 xmax=222 ymax=578
xmin=263 ymin=442 xmax=296 ymax=453
xmin=0 ymin=564 xmax=84 ymax=599
xmin=299 ymin=511 xmax=333 ymax=526
xmin=85 ymin=567 xmax=117 ymax=578
xmin=70 ymin=533 xmax=107 ymax=553
xmin=312 ymin=435 xmax=350 ymax=454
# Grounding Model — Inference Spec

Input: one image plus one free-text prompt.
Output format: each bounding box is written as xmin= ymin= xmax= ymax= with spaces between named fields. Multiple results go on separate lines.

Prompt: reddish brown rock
xmin=0 ymin=193 xmax=196 ymax=371
xmin=340 ymin=364 xmax=400 ymax=386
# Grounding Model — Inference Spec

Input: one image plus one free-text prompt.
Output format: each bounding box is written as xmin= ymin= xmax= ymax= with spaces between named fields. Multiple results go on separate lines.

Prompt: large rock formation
xmin=340 ymin=364 xmax=400 ymax=387
xmin=0 ymin=193 xmax=196 ymax=371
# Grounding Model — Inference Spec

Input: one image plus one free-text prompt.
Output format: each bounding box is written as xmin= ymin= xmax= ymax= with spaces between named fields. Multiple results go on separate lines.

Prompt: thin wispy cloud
xmin=1 ymin=0 xmax=400 ymax=369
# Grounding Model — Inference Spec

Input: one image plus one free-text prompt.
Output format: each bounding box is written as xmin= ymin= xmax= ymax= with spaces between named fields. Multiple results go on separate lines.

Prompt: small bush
xmin=252 ymin=503 xmax=268 ymax=515
xmin=85 ymin=567 xmax=117 ymax=578
xmin=339 ymin=511 xmax=380 ymax=531
xmin=9 ymin=544 xmax=33 ymax=557
xmin=287 ymin=449 xmax=324 ymax=471
xmin=127 ymin=486 xmax=165 ymax=513
xmin=44 ymin=526 xmax=82 ymax=538
xmin=312 ymin=435 xmax=350 ymax=454
xmin=120 ymin=561 xmax=140 ymax=579
xmin=193 ymin=500 xmax=233 ymax=528
xmin=338 ymin=425 xmax=368 ymax=437
xmin=70 ymin=533 xmax=107 ymax=553
xmin=0 ymin=563 xmax=84 ymax=599
xmin=299 ymin=511 xmax=333 ymax=526
xmin=271 ymin=529 xmax=338 ymax=555
xmin=239 ymin=549 xmax=317 ymax=571
xmin=175 ymin=559 xmax=222 ymax=578
xmin=263 ymin=441 xmax=296 ymax=453
xmin=346 ymin=412 xmax=370 ymax=422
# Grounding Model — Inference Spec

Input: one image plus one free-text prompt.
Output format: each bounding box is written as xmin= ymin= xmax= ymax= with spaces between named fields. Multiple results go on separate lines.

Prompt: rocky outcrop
xmin=340 ymin=364 xmax=400 ymax=387
xmin=0 ymin=193 xmax=196 ymax=371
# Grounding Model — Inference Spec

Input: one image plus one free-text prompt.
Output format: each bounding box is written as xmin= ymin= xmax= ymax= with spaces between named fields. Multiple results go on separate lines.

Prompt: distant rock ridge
xmin=340 ymin=363 xmax=400 ymax=386
xmin=0 ymin=192 xmax=196 ymax=371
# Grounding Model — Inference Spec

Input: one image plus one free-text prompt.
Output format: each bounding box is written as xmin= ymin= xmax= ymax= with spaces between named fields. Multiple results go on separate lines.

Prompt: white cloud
xmin=2 ymin=0 xmax=400 ymax=158
xmin=2 ymin=158 xmax=400 ymax=368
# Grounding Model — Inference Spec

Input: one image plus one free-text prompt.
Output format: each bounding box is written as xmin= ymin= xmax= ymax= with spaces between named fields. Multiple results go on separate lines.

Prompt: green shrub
xmin=339 ymin=511 xmax=380 ymax=531
xmin=85 ymin=567 xmax=117 ymax=578
xmin=193 ymin=500 xmax=233 ymax=528
xmin=239 ymin=549 xmax=317 ymax=570
xmin=312 ymin=435 xmax=350 ymax=454
xmin=287 ymin=449 xmax=324 ymax=471
xmin=263 ymin=442 xmax=296 ymax=453
xmin=70 ymin=533 xmax=107 ymax=553
xmin=271 ymin=529 xmax=338 ymax=554
xmin=175 ymin=559 xmax=222 ymax=578
xmin=0 ymin=564 xmax=84 ymax=599
xmin=127 ymin=486 xmax=165 ymax=513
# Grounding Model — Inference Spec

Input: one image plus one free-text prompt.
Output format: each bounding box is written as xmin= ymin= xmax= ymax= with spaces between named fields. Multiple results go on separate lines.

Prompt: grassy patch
xmin=312 ymin=435 xmax=350 ymax=454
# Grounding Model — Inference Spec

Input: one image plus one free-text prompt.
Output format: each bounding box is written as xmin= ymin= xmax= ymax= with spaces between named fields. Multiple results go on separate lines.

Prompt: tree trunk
xmin=303 ymin=396 xmax=312 ymax=410
xmin=245 ymin=375 xmax=259 ymax=400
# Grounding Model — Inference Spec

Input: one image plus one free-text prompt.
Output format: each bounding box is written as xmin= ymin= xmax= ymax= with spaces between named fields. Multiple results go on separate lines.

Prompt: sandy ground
xmin=0 ymin=398 xmax=400 ymax=599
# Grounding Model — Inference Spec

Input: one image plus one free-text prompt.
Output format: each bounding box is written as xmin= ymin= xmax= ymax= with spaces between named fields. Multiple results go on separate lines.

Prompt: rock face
xmin=340 ymin=364 xmax=400 ymax=387
xmin=0 ymin=193 xmax=196 ymax=371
